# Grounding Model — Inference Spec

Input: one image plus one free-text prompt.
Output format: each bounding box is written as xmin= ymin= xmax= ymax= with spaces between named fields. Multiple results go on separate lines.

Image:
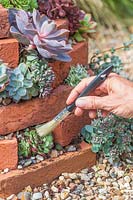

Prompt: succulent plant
xmin=81 ymin=113 xmax=133 ymax=165
xmin=0 ymin=0 xmax=38 ymax=12
xmin=18 ymin=129 xmax=54 ymax=158
xmin=10 ymin=9 xmax=72 ymax=62
xmin=23 ymin=51 xmax=55 ymax=97
xmin=0 ymin=61 xmax=9 ymax=93
xmin=65 ymin=64 xmax=89 ymax=87
xmin=73 ymin=14 xmax=97 ymax=42
xmin=6 ymin=63 xmax=39 ymax=102
xmin=37 ymin=0 xmax=85 ymax=35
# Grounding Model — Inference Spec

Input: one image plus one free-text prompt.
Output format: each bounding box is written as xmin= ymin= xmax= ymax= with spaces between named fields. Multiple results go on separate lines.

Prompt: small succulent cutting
xmin=0 ymin=61 xmax=9 ymax=92
xmin=0 ymin=0 xmax=38 ymax=12
xmin=37 ymin=0 xmax=85 ymax=35
xmin=10 ymin=9 xmax=72 ymax=62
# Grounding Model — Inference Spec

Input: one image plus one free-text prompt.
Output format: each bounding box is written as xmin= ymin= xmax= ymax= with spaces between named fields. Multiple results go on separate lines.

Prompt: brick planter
xmin=0 ymin=138 xmax=18 ymax=170
xmin=53 ymin=112 xmax=91 ymax=146
xmin=52 ymin=41 xmax=88 ymax=88
xmin=0 ymin=5 xmax=10 ymax=39
xmin=0 ymin=38 xmax=19 ymax=67
xmin=0 ymin=10 xmax=93 ymax=193
xmin=0 ymin=142 xmax=96 ymax=198
xmin=0 ymin=85 xmax=90 ymax=146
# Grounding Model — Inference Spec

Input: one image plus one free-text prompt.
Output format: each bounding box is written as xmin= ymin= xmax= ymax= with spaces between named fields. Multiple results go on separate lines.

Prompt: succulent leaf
xmin=0 ymin=62 xmax=9 ymax=93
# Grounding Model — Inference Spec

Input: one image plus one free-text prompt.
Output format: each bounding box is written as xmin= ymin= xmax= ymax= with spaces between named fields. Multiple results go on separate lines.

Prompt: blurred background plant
xmin=74 ymin=0 xmax=133 ymax=30
xmin=89 ymin=36 xmax=133 ymax=80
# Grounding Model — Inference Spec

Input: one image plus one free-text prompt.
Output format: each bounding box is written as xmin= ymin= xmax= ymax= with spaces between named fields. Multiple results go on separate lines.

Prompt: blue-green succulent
xmin=6 ymin=63 xmax=39 ymax=102
xmin=0 ymin=61 xmax=9 ymax=93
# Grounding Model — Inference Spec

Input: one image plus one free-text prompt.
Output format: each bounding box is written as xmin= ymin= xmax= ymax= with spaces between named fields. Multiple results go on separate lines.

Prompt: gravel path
xmin=5 ymin=157 xmax=133 ymax=200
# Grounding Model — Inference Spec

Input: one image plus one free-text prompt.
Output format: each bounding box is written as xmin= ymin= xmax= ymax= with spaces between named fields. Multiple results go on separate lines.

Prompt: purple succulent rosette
xmin=10 ymin=9 xmax=72 ymax=62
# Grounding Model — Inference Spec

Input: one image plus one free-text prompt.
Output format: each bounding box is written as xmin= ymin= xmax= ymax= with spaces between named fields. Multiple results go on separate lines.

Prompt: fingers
xmin=74 ymin=107 xmax=83 ymax=116
xmin=66 ymin=73 xmax=118 ymax=105
xmin=88 ymin=110 xmax=97 ymax=119
xmin=66 ymin=77 xmax=95 ymax=105
xmin=75 ymin=96 xmax=112 ymax=111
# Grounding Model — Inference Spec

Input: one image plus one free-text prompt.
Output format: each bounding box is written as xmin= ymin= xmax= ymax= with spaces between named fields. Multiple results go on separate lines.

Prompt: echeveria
xmin=10 ymin=9 xmax=72 ymax=62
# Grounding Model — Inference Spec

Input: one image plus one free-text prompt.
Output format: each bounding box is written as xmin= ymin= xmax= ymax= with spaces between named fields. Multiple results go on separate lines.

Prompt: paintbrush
xmin=36 ymin=64 xmax=113 ymax=137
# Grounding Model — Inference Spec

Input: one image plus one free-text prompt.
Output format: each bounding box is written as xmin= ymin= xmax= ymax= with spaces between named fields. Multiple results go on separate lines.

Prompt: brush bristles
xmin=36 ymin=119 xmax=58 ymax=137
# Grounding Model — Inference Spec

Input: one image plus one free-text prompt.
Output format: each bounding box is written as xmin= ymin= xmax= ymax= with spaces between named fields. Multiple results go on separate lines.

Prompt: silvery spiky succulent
xmin=10 ymin=9 xmax=72 ymax=62
xmin=0 ymin=60 xmax=9 ymax=93
xmin=65 ymin=64 xmax=89 ymax=87
xmin=24 ymin=51 xmax=55 ymax=97
xmin=6 ymin=63 xmax=39 ymax=102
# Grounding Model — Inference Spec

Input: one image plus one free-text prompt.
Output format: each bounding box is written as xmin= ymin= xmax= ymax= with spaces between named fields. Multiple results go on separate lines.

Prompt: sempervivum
xmin=37 ymin=0 xmax=85 ymax=35
xmin=10 ymin=9 xmax=72 ymax=62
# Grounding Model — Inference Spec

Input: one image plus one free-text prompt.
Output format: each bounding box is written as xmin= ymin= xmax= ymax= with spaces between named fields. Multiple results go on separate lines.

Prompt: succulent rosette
xmin=10 ymin=9 xmax=72 ymax=62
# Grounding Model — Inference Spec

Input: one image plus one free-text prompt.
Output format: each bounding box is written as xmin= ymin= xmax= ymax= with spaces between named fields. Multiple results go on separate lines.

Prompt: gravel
xmin=4 ymin=156 xmax=133 ymax=200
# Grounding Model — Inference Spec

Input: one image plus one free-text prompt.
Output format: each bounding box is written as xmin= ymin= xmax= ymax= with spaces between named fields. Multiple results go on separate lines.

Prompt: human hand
xmin=66 ymin=73 xmax=133 ymax=118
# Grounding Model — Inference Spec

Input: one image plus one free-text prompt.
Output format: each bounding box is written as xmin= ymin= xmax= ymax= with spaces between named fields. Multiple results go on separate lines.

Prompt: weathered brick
xmin=0 ymin=138 xmax=18 ymax=170
xmin=51 ymin=41 xmax=88 ymax=88
xmin=0 ymin=143 xmax=96 ymax=197
xmin=53 ymin=112 xmax=91 ymax=146
xmin=56 ymin=18 xmax=69 ymax=39
xmin=0 ymin=5 xmax=10 ymax=39
xmin=0 ymin=85 xmax=72 ymax=135
xmin=0 ymin=85 xmax=91 ymax=146
xmin=0 ymin=38 xmax=19 ymax=68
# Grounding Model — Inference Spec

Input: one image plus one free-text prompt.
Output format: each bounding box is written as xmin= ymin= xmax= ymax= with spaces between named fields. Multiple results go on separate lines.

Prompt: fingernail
xmin=76 ymin=99 xmax=85 ymax=107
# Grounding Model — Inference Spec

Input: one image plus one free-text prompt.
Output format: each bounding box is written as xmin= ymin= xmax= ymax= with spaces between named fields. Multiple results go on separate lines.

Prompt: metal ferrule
xmin=53 ymin=107 xmax=70 ymax=123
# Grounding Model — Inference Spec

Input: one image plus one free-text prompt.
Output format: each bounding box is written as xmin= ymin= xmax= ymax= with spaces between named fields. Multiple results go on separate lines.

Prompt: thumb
xmin=75 ymin=96 xmax=110 ymax=110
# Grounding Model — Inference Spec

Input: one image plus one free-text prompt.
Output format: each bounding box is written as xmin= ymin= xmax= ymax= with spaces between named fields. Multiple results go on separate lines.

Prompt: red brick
xmin=0 ymin=144 xmax=96 ymax=198
xmin=53 ymin=112 xmax=91 ymax=146
xmin=56 ymin=18 xmax=69 ymax=40
xmin=0 ymin=85 xmax=72 ymax=135
xmin=0 ymin=5 xmax=10 ymax=39
xmin=80 ymin=141 xmax=91 ymax=150
xmin=51 ymin=41 xmax=88 ymax=88
xmin=0 ymin=38 xmax=19 ymax=68
xmin=0 ymin=138 xmax=18 ymax=170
